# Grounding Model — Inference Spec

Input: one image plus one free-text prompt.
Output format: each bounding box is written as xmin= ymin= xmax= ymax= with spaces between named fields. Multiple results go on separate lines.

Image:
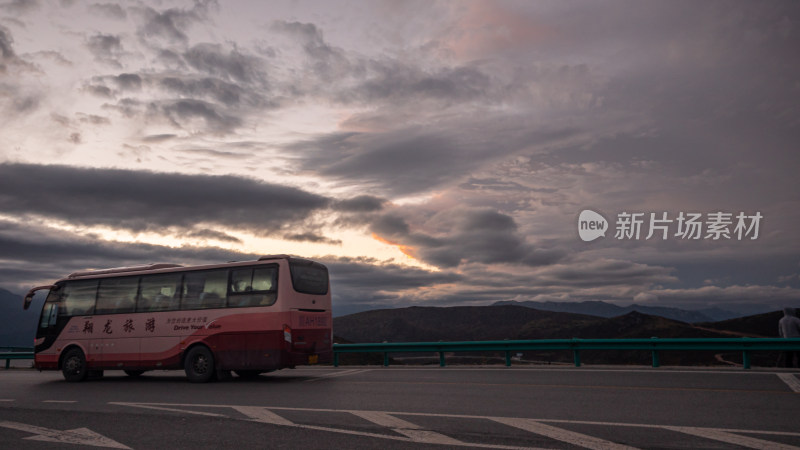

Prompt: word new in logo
xmin=578 ymin=210 xmax=608 ymax=242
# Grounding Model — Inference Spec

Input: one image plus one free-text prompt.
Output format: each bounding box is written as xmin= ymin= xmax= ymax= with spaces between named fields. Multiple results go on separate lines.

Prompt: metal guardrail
xmin=6 ymin=339 xmax=800 ymax=371
xmin=333 ymin=338 xmax=800 ymax=369
xmin=0 ymin=348 xmax=34 ymax=369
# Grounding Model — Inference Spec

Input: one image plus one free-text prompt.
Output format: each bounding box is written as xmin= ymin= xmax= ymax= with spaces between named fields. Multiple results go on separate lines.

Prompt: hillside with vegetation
xmin=333 ymin=305 xmax=787 ymax=367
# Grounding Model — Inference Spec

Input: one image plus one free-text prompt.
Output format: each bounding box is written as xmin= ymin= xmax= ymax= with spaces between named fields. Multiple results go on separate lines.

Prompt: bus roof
xmin=65 ymin=255 xmax=300 ymax=280
xmin=68 ymin=263 xmax=183 ymax=278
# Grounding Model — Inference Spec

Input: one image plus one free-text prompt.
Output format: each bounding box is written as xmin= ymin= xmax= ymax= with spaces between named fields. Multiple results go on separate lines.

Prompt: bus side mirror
xmin=22 ymin=285 xmax=58 ymax=310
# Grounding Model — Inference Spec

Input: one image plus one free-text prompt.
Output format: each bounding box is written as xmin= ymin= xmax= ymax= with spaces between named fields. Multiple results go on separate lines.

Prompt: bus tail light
xmin=283 ymin=324 xmax=292 ymax=343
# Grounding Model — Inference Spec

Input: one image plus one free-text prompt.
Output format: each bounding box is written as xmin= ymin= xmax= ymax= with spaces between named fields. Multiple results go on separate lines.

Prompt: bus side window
xmin=228 ymin=267 xmax=277 ymax=307
xmin=182 ymin=270 xmax=227 ymax=310
xmin=59 ymin=280 xmax=98 ymax=316
xmin=138 ymin=273 xmax=182 ymax=312
xmin=97 ymin=277 xmax=139 ymax=314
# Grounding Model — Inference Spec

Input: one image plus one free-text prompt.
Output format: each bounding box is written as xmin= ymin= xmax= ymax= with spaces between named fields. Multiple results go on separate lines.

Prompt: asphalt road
xmin=1 ymin=365 xmax=799 ymax=449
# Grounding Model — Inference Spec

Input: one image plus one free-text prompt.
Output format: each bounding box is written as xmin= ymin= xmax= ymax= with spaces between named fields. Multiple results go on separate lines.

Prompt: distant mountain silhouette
xmin=491 ymin=300 xmax=745 ymax=322
xmin=333 ymin=305 xmax=786 ymax=366
xmin=333 ymin=305 xmax=599 ymax=343
xmin=334 ymin=305 xmax=730 ymax=342
xmin=0 ymin=288 xmax=40 ymax=348
xmin=696 ymin=310 xmax=784 ymax=337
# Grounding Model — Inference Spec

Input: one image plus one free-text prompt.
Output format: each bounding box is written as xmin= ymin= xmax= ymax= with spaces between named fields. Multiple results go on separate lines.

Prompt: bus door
xmin=36 ymin=295 xmax=60 ymax=349
xmin=34 ymin=285 xmax=95 ymax=368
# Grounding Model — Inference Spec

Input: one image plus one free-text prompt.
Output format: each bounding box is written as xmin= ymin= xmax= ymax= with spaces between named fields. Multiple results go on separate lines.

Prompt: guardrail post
xmin=572 ymin=338 xmax=581 ymax=367
xmin=651 ymin=337 xmax=660 ymax=368
xmin=4 ymin=359 xmax=9 ymax=370
xmin=333 ymin=352 xmax=339 ymax=367
xmin=505 ymin=351 xmax=511 ymax=367
xmin=741 ymin=337 xmax=751 ymax=370
xmin=383 ymin=352 xmax=389 ymax=367
xmin=439 ymin=352 xmax=445 ymax=367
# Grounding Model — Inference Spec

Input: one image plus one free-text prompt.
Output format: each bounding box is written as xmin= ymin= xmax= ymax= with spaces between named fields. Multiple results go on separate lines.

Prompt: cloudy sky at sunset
xmin=1 ymin=0 xmax=798 ymax=315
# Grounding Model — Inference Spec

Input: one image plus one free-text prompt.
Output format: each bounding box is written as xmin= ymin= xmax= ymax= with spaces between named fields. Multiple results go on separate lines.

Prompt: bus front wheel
xmin=61 ymin=348 xmax=88 ymax=382
xmin=184 ymin=346 xmax=215 ymax=383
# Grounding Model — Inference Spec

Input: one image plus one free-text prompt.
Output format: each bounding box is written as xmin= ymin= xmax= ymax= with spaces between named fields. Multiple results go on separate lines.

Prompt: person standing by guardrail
xmin=778 ymin=307 xmax=800 ymax=367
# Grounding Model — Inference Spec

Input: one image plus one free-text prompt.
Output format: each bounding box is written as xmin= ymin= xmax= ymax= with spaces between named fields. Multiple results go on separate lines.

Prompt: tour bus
xmin=23 ymin=255 xmax=332 ymax=382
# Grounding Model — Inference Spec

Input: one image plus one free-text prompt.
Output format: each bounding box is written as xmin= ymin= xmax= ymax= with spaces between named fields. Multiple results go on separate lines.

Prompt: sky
xmin=0 ymin=0 xmax=798 ymax=316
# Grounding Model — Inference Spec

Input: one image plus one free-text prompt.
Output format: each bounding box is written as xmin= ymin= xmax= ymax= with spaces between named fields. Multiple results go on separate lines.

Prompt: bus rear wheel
xmin=184 ymin=346 xmax=215 ymax=383
xmin=61 ymin=348 xmax=88 ymax=382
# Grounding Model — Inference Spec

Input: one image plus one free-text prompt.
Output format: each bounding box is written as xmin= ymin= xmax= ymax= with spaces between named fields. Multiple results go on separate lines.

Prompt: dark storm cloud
xmin=141 ymin=133 xmax=176 ymax=142
xmin=0 ymin=0 xmax=38 ymax=15
xmin=85 ymin=84 xmax=113 ymax=98
xmin=134 ymin=1 xmax=212 ymax=44
xmin=159 ymin=76 xmax=260 ymax=107
xmin=185 ymin=228 xmax=242 ymax=244
xmin=4 ymin=92 xmax=39 ymax=113
xmin=290 ymin=125 xmax=580 ymax=196
xmin=516 ymin=1 xmax=800 ymax=184
xmin=101 ymin=97 xmax=142 ymax=117
xmin=0 ymin=25 xmax=15 ymax=60
xmin=338 ymin=62 xmax=491 ymax=104
xmin=372 ymin=209 xmax=565 ymax=269
xmin=156 ymin=99 xmax=242 ymax=134
xmin=0 ymin=219 xmax=258 ymax=291
xmin=332 ymin=195 xmax=385 ymax=213
xmin=113 ymin=73 xmax=142 ymax=91
xmin=323 ymin=256 xmax=462 ymax=293
xmin=459 ymin=178 xmax=557 ymax=194
xmin=291 ymin=131 xmax=473 ymax=195
xmin=0 ymin=25 xmax=41 ymax=115
xmin=87 ymin=41 xmax=271 ymax=134
xmin=543 ymin=258 xmax=676 ymax=289
xmin=283 ymin=232 xmax=341 ymax=246
xmin=270 ymin=20 xmax=350 ymax=80
xmin=0 ymin=162 xmax=329 ymax=233
xmin=86 ymin=34 xmax=121 ymax=58
xmin=183 ymin=43 xmax=265 ymax=85
xmin=270 ymin=19 xmax=498 ymax=106
xmin=88 ymin=3 xmax=126 ymax=20
xmin=76 ymin=113 xmax=111 ymax=125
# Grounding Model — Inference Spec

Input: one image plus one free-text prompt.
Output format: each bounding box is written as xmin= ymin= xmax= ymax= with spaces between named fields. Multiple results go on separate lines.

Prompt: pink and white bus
xmin=23 ymin=255 xmax=332 ymax=382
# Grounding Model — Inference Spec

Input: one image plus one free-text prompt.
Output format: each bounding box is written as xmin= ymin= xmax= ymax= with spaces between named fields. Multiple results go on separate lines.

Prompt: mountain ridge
xmin=491 ymin=300 xmax=754 ymax=322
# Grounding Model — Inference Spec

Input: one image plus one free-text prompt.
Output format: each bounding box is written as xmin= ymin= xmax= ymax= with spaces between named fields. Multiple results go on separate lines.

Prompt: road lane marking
xmin=232 ymin=406 xmax=294 ymax=426
xmin=0 ymin=399 xmax=14 ymax=402
xmin=341 ymin=379 xmax=793 ymax=395
xmin=493 ymin=417 xmax=639 ymax=450
xmin=351 ymin=411 xmax=463 ymax=445
xmin=777 ymin=373 xmax=800 ymax=393
xmin=662 ymin=426 xmax=800 ymax=450
xmin=113 ymin=402 xmax=800 ymax=449
xmin=304 ymin=368 xmax=371 ymax=382
xmin=0 ymin=421 xmax=130 ymax=449
xmin=114 ymin=402 xmax=535 ymax=449
xmin=109 ymin=402 xmax=227 ymax=417
xmin=325 ymin=366 xmax=797 ymax=375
